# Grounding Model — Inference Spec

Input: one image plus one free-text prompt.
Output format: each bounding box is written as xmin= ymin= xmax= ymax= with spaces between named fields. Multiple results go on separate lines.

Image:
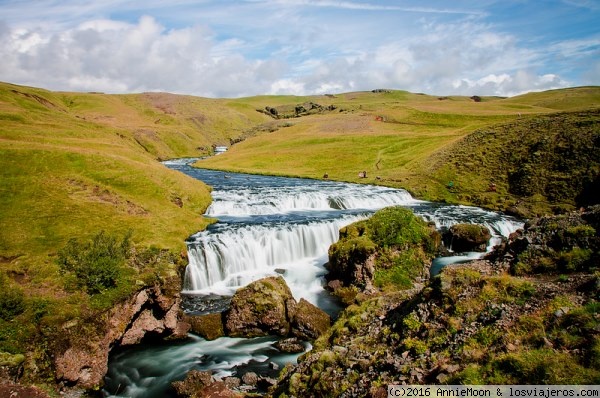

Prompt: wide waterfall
xmin=167 ymin=162 xmax=522 ymax=303
xmin=103 ymin=160 xmax=524 ymax=398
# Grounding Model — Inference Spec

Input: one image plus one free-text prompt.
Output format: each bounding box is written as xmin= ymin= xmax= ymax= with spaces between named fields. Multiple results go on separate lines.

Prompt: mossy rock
xmin=289 ymin=298 xmax=331 ymax=340
xmin=224 ymin=276 xmax=293 ymax=338
xmin=186 ymin=313 xmax=225 ymax=340
xmin=444 ymin=224 xmax=491 ymax=252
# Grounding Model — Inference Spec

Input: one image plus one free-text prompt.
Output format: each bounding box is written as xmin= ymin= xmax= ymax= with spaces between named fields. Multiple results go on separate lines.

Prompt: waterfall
xmin=177 ymin=167 xmax=523 ymax=300
xmin=206 ymin=184 xmax=417 ymax=216
xmin=183 ymin=215 xmax=365 ymax=295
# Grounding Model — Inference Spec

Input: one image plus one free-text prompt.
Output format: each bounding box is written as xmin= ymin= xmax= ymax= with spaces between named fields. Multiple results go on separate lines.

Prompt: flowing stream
xmin=103 ymin=159 xmax=523 ymax=397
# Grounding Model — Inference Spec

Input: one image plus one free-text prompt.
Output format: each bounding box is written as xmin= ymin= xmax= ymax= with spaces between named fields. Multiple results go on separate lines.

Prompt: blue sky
xmin=0 ymin=0 xmax=598 ymax=97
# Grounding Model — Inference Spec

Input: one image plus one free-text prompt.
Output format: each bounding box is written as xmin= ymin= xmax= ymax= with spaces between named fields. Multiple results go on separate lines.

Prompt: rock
xmin=186 ymin=313 xmax=225 ymax=340
xmin=269 ymin=361 xmax=279 ymax=370
xmin=327 ymin=236 xmax=377 ymax=289
xmin=289 ymin=298 xmax=331 ymax=340
xmin=224 ymin=276 xmax=294 ymax=337
xmin=241 ymin=372 xmax=258 ymax=386
xmin=172 ymin=370 xmax=213 ymax=396
xmin=223 ymin=376 xmax=241 ymax=389
xmin=444 ymin=224 xmax=491 ymax=252
xmin=274 ymin=338 xmax=305 ymax=353
xmin=53 ymin=285 xmax=190 ymax=389
xmin=257 ymin=376 xmax=278 ymax=389
xmin=172 ymin=370 xmax=242 ymax=398
xmin=326 ymin=279 xmax=343 ymax=291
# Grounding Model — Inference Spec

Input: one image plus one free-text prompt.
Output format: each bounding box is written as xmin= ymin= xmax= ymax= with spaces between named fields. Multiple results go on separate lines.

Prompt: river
xmin=102 ymin=159 xmax=522 ymax=397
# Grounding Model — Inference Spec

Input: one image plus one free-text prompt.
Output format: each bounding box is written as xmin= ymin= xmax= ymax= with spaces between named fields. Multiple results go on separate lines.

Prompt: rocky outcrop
xmin=172 ymin=370 xmax=242 ymax=398
xmin=225 ymin=276 xmax=295 ymax=338
xmin=443 ymin=223 xmax=491 ymax=252
xmin=326 ymin=207 xmax=439 ymax=295
xmin=273 ymin=207 xmax=600 ymax=396
xmin=488 ymin=205 xmax=600 ymax=275
xmin=223 ymin=276 xmax=331 ymax=340
xmin=53 ymin=285 xmax=190 ymax=389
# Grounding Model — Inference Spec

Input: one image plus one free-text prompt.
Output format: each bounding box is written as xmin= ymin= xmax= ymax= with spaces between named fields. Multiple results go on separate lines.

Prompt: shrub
xmin=367 ymin=207 xmax=432 ymax=249
xmin=0 ymin=276 xmax=25 ymax=321
xmin=57 ymin=230 xmax=131 ymax=295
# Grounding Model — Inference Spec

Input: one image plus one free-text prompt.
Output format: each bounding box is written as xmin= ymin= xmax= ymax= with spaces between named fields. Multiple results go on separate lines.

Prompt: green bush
xmin=57 ymin=230 xmax=131 ymax=295
xmin=367 ymin=207 xmax=432 ymax=249
xmin=0 ymin=276 xmax=25 ymax=321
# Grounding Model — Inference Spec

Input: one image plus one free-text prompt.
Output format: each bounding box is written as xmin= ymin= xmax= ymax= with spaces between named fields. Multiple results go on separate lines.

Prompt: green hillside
xmin=198 ymin=87 xmax=600 ymax=215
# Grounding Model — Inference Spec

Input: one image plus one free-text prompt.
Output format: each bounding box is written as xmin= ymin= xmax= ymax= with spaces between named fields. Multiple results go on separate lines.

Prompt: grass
xmin=197 ymin=87 xmax=600 ymax=215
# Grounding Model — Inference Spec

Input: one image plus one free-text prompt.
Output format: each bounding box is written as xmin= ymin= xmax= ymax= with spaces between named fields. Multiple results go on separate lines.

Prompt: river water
xmin=103 ymin=159 xmax=522 ymax=397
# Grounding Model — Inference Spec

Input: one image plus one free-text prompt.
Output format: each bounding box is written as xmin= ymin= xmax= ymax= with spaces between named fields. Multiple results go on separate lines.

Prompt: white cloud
xmin=0 ymin=15 xmax=285 ymax=97
xmin=0 ymin=1 xmax=593 ymax=97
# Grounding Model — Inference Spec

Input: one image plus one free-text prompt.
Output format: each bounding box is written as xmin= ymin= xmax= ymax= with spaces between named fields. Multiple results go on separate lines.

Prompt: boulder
xmin=186 ymin=313 xmax=225 ymax=340
xmin=172 ymin=370 xmax=242 ymax=398
xmin=289 ymin=298 xmax=331 ymax=340
xmin=274 ymin=337 xmax=305 ymax=353
xmin=444 ymin=224 xmax=491 ymax=252
xmin=224 ymin=276 xmax=294 ymax=337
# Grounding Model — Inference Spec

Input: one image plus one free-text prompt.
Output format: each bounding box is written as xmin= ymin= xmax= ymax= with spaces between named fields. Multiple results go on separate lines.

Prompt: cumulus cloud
xmin=0 ymin=16 xmax=285 ymax=97
xmin=0 ymin=3 xmax=587 ymax=98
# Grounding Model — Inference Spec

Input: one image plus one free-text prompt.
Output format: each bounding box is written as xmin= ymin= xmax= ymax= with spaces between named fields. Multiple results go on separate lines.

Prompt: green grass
xmin=197 ymin=87 xmax=600 ymax=214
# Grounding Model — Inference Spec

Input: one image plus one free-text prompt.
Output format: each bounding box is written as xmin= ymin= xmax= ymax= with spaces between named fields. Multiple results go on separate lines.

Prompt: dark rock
xmin=289 ymin=298 xmax=331 ymax=340
xmin=274 ymin=337 xmax=305 ymax=353
xmin=186 ymin=313 xmax=225 ymax=340
xmin=224 ymin=276 xmax=293 ymax=337
xmin=257 ymin=376 xmax=277 ymax=389
xmin=444 ymin=224 xmax=491 ymax=252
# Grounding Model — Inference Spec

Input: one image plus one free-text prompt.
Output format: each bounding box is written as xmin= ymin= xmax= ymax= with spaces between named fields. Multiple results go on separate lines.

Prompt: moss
xmin=491 ymin=349 xmax=600 ymax=384
xmin=0 ymin=351 xmax=25 ymax=367
xmin=188 ymin=313 xmax=225 ymax=340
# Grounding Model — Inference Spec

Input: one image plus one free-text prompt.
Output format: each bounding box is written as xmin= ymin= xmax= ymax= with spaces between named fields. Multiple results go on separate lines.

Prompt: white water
xmin=184 ymin=215 xmax=365 ymax=302
xmin=103 ymin=162 xmax=524 ymax=397
xmin=180 ymin=167 xmax=523 ymax=304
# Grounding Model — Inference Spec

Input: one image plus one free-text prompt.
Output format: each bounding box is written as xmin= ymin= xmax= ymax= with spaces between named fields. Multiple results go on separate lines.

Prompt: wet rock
xmin=186 ymin=313 xmax=225 ymax=340
xmin=274 ymin=338 xmax=305 ymax=353
xmin=224 ymin=276 xmax=293 ymax=337
xmin=444 ymin=224 xmax=491 ymax=252
xmin=289 ymin=298 xmax=331 ymax=340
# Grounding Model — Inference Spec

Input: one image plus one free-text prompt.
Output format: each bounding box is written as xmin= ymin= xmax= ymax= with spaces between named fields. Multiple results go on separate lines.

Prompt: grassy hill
xmin=198 ymin=86 xmax=600 ymax=215
xmin=0 ymin=82 xmax=277 ymax=385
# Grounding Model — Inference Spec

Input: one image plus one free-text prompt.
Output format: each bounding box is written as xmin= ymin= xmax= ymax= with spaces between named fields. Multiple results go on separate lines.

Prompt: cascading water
xmin=103 ymin=159 xmax=523 ymax=397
